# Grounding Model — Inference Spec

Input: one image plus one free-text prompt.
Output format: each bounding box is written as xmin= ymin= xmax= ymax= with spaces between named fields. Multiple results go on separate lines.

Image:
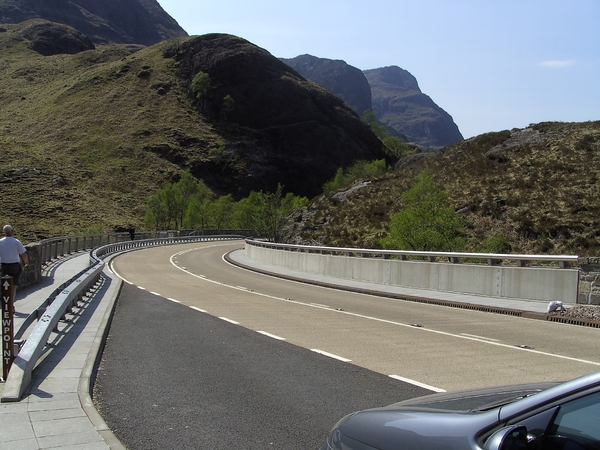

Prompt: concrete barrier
xmin=245 ymin=241 xmax=579 ymax=304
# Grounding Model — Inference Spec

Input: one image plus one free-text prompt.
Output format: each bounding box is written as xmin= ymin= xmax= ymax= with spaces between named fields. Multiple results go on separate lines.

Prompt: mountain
xmin=281 ymin=55 xmax=463 ymax=148
xmin=0 ymin=21 xmax=387 ymax=240
xmin=286 ymin=121 xmax=600 ymax=256
xmin=0 ymin=0 xmax=187 ymax=45
xmin=281 ymin=54 xmax=372 ymax=119
xmin=364 ymin=66 xmax=463 ymax=148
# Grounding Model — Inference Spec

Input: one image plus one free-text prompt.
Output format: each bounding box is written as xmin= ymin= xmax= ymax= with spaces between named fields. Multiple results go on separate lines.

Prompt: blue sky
xmin=157 ymin=0 xmax=599 ymax=139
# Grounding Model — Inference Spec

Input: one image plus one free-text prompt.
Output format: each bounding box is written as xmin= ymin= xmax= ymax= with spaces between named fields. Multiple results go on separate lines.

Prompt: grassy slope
xmin=290 ymin=122 xmax=600 ymax=256
xmin=0 ymin=25 xmax=220 ymax=241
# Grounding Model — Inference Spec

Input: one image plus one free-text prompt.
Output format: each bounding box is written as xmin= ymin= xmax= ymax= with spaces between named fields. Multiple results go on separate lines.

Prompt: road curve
xmin=109 ymin=241 xmax=600 ymax=390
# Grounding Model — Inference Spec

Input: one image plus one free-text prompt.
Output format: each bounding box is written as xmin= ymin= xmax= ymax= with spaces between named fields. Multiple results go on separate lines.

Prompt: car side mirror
xmin=484 ymin=425 xmax=528 ymax=450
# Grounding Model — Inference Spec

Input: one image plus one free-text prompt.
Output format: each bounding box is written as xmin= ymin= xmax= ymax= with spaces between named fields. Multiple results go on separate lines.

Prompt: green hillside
xmin=0 ymin=21 xmax=385 ymax=242
xmin=0 ymin=24 xmax=222 ymax=240
xmin=288 ymin=121 xmax=600 ymax=256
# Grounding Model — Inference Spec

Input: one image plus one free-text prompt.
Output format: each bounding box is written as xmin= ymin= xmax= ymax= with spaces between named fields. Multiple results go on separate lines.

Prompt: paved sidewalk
xmin=0 ymin=253 xmax=123 ymax=450
xmin=0 ymin=247 xmax=568 ymax=450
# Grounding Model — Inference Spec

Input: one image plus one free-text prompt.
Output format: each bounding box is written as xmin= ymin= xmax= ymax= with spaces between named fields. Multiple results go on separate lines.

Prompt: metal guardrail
xmin=2 ymin=233 xmax=249 ymax=402
xmin=36 ymin=230 xmax=254 ymax=266
xmin=245 ymin=239 xmax=580 ymax=268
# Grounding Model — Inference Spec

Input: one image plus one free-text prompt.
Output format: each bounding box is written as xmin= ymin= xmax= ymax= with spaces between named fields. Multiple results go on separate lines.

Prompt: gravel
xmin=553 ymin=305 xmax=600 ymax=321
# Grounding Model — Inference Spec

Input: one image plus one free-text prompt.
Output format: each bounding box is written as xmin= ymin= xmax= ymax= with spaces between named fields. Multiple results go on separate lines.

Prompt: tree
xmin=191 ymin=71 xmax=210 ymax=99
xmin=210 ymin=194 xmax=236 ymax=229
xmin=254 ymin=184 xmax=307 ymax=242
xmin=381 ymin=172 xmax=465 ymax=252
xmin=184 ymin=179 xmax=214 ymax=229
xmin=363 ymin=109 xmax=414 ymax=160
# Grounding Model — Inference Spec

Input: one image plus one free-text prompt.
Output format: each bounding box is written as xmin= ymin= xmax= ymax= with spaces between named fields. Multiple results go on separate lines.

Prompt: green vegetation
xmin=191 ymin=71 xmax=210 ymax=99
xmin=381 ymin=172 xmax=466 ymax=252
xmin=323 ymin=159 xmax=388 ymax=192
xmin=363 ymin=110 xmax=415 ymax=160
xmin=290 ymin=121 xmax=600 ymax=256
xmin=144 ymin=173 xmax=307 ymax=242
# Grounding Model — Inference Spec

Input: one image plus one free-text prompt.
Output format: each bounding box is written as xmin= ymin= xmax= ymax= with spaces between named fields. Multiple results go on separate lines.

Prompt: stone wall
xmin=578 ymin=257 xmax=600 ymax=305
xmin=20 ymin=242 xmax=42 ymax=288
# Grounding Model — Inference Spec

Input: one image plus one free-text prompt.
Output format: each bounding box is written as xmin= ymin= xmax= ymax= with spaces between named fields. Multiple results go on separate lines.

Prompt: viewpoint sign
xmin=2 ymin=275 xmax=14 ymax=381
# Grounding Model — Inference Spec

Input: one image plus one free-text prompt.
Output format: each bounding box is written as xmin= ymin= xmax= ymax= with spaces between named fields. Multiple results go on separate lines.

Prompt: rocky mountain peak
xmin=369 ymin=65 xmax=420 ymax=91
xmin=0 ymin=0 xmax=187 ymax=45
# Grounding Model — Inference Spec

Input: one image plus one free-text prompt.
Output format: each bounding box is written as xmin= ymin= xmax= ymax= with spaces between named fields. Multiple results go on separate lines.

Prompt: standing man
xmin=0 ymin=224 xmax=29 ymax=300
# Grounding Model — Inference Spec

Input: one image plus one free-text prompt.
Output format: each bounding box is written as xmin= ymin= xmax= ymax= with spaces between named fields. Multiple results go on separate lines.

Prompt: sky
xmin=156 ymin=0 xmax=600 ymax=139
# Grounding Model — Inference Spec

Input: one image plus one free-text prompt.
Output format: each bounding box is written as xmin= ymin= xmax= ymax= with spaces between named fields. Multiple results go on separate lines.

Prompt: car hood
xmin=336 ymin=383 xmax=557 ymax=450
xmin=383 ymin=382 xmax=558 ymax=412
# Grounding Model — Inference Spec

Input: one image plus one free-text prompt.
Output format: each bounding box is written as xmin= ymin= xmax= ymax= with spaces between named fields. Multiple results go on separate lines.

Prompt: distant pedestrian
xmin=0 ymin=224 xmax=29 ymax=299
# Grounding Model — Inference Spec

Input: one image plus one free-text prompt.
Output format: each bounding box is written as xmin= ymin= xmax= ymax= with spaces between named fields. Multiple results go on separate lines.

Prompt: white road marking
xmin=165 ymin=249 xmax=600 ymax=368
xmin=461 ymin=333 xmax=500 ymax=342
xmin=310 ymin=303 xmax=331 ymax=308
xmin=257 ymin=331 xmax=286 ymax=341
xmin=219 ymin=317 xmax=239 ymax=325
xmin=389 ymin=375 xmax=446 ymax=393
xmin=311 ymin=349 xmax=352 ymax=362
xmin=167 ymin=298 xmax=180 ymax=303
xmin=190 ymin=306 xmax=207 ymax=313
xmin=150 ymin=291 xmax=161 ymax=296
xmin=137 ymin=286 xmax=146 ymax=291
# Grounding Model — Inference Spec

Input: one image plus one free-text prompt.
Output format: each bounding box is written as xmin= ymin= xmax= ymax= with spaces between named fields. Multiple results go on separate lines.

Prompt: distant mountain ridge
xmin=0 ymin=0 xmax=187 ymax=45
xmin=282 ymin=55 xmax=463 ymax=148
xmin=365 ymin=66 xmax=464 ymax=148
xmin=281 ymin=54 xmax=372 ymax=119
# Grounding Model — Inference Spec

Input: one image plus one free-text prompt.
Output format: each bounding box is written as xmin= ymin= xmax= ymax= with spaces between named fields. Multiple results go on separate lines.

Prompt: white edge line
xmin=172 ymin=248 xmax=600 ymax=368
xmin=150 ymin=291 xmax=161 ymax=297
xmin=311 ymin=349 xmax=352 ymax=362
xmin=190 ymin=306 xmax=207 ymax=313
xmin=257 ymin=331 xmax=286 ymax=341
xmin=167 ymin=298 xmax=180 ymax=303
xmin=461 ymin=333 xmax=500 ymax=342
xmin=389 ymin=375 xmax=446 ymax=393
xmin=219 ymin=317 xmax=240 ymax=325
xmin=137 ymin=286 xmax=146 ymax=290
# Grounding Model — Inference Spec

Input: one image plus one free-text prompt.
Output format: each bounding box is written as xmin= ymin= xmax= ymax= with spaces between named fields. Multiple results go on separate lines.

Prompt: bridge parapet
xmin=245 ymin=239 xmax=580 ymax=304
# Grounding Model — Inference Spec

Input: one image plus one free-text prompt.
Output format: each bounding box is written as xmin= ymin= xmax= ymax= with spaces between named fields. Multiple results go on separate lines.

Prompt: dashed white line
xmin=190 ymin=306 xmax=207 ymax=313
xmin=389 ymin=375 xmax=446 ymax=393
xmin=150 ymin=291 xmax=161 ymax=297
xmin=311 ymin=349 xmax=352 ymax=362
xmin=137 ymin=286 xmax=146 ymax=290
xmin=310 ymin=303 xmax=331 ymax=308
xmin=219 ymin=317 xmax=239 ymax=325
xmin=257 ymin=331 xmax=286 ymax=341
xmin=461 ymin=333 xmax=500 ymax=342
xmin=167 ymin=298 xmax=180 ymax=303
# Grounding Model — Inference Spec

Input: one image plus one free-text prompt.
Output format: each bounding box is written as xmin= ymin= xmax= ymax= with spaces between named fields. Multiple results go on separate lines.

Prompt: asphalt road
xmin=94 ymin=282 xmax=430 ymax=449
xmin=95 ymin=240 xmax=600 ymax=448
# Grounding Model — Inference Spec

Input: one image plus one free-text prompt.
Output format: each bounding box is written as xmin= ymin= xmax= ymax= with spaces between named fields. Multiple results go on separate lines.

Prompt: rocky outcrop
xmin=0 ymin=0 xmax=187 ymax=45
xmin=281 ymin=55 xmax=464 ymax=149
xmin=20 ymin=20 xmax=94 ymax=55
xmin=364 ymin=66 xmax=463 ymax=148
xmin=281 ymin=54 xmax=372 ymax=118
xmin=166 ymin=34 xmax=388 ymax=198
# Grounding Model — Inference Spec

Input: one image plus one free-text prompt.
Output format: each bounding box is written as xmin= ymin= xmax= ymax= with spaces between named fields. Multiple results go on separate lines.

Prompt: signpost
xmin=2 ymin=275 xmax=14 ymax=382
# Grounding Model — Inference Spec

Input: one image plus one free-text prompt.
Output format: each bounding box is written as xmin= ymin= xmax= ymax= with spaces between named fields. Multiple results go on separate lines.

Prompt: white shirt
xmin=0 ymin=236 xmax=26 ymax=264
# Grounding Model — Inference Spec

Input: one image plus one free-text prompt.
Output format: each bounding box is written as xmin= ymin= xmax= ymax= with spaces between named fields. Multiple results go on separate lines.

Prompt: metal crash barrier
xmin=1 ymin=233 xmax=248 ymax=402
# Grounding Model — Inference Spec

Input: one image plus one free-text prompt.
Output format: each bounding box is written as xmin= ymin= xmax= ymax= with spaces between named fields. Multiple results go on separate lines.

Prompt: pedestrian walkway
xmin=0 ymin=253 xmax=124 ymax=450
xmin=0 ymin=246 xmax=567 ymax=450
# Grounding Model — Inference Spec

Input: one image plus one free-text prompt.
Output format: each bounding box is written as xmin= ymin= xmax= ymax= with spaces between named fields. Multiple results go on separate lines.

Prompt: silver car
xmin=321 ymin=370 xmax=600 ymax=450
